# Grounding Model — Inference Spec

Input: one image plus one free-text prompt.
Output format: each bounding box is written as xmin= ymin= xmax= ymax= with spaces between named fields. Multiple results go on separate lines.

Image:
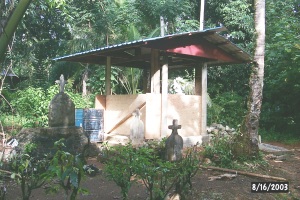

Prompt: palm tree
xmin=0 ymin=0 xmax=32 ymax=62
xmin=238 ymin=0 xmax=265 ymax=157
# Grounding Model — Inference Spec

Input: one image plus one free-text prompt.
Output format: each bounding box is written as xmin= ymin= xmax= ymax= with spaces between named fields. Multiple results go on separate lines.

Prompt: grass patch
xmin=259 ymin=129 xmax=300 ymax=145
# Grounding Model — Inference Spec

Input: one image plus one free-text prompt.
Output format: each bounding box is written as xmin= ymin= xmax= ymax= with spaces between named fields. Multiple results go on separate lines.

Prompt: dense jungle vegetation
xmin=0 ymin=0 xmax=299 ymax=142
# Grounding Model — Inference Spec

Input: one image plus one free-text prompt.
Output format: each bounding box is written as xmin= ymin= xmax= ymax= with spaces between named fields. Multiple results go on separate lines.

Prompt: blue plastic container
xmin=75 ymin=109 xmax=84 ymax=127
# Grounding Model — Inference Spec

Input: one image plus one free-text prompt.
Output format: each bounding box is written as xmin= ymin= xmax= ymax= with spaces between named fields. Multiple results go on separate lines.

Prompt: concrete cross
xmin=132 ymin=108 xmax=141 ymax=117
xmin=130 ymin=108 xmax=144 ymax=147
xmin=55 ymin=74 xmax=67 ymax=93
xmin=168 ymin=119 xmax=181 ymax=134
xmin=165 ymin=119 xmax=183 ymax=161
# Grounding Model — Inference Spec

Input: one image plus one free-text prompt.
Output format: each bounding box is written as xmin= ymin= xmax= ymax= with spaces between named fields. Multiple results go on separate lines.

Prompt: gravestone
xmin=48 ymin=74 xmax=75 ymax=127
xmin=165 ymin=119 xmax=183 ymax=161
xmin=130 ymin=108 xmax=144 ymax=146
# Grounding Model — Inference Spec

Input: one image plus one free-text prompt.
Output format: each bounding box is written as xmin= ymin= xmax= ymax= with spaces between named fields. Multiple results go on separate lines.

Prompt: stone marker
xmin=130 ymin=108 xmax=144 ymax=146
xmin=165 ymin=119 xmax=183 ymax=161
xmin=48 ymin=75 xmax=75 ymax=127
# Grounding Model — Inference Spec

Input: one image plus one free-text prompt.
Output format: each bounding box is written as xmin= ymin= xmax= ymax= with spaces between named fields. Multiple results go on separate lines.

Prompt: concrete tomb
xmin=48 ymin=74 xmax=75 ymax=127
xmin=130 ymin=108 xmax=145 ymax=146
xmin=165 ymin=119 xmax=183 ymax=161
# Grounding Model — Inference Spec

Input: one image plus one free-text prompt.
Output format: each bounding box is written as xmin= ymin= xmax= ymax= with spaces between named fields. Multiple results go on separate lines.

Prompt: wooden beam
xmin=161 ymin=56 xmax=168 ymax=137
xmin=200 ymin=165 xmax=287 ymax=181
xmin=107 ymin=102 xmax=146 ymax=134
xmin=105 ymin=56 xmax=111 ymax=95
xmin=150 ymin=49 xmax=160 ymax=94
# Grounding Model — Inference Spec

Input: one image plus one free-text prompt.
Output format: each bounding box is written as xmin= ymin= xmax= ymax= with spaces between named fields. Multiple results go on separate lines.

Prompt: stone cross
xmin=130 ymin=108 xmax=144 ymax=147
xmin=168 ymin=119 xmax=182 ymax=132
xmin=55 ymin=74 xmax=67 ymax=93
xmin=165 ymin=119 xmax=183 ymax=161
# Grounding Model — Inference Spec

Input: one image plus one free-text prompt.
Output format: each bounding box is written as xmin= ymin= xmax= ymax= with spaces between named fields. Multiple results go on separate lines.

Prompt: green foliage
xmin=103 ymin=143 xmax=135 ymax=200
xmin=135 ymin=148 xmax=177 ymax=200
xmin=0 ymin=114 xmax=28 ymax=130
xmin=175 ymin=146 xmax=200 ymax=199
xmin=206 ymin=0 xmax=254 ymax=43
xmin=46 ymin=139 xmax=86 ymax=200
xmin=10 ymin=87 xmax=49 ymax=127
xmin=9 ymin=84 xmax=92 ymax=127
xmin=204 ymin=133 xmax=235 ymax=168
xmin=119 ymin=68 xmax=143 ymax=94
xmin=9 ymin=143 xmax=49 ymax=200
xmin=259 ymin=128 xmax=300 ymax=145
xmin=103 ymin=141 xmax=201 ymax=200
xmin=261 ymin=0 xmax=300 ymax=136
xmin=134 ymin=0 xmax=194 ymax=34
xmin=204 ymin=132 xmax=268 ymax=169
xmin=208 ymin=92 xmax=247 ymax=128
xmin=143 ymin=138 xmax=167 ymax=160
xmin=87 ymin=66 xmax=121 ymax=95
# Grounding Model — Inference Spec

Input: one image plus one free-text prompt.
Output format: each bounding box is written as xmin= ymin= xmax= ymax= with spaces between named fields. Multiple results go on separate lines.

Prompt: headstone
xmin=48 ymin=75 xmax=75 ymax=127
xmin=165 ymin=119 xmax=183 ymax=161
xmin=130 ymin=108 xmax=144 ymax=146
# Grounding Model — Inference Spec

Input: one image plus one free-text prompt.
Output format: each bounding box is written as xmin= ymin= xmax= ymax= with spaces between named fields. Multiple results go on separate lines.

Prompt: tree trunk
xmin=236 ymin=0 xmax=265 ymax=158
xmin=0 ymin=0 xmax=32 ymax=62
xmin=82 ymin=66 xmax=89 ymax=97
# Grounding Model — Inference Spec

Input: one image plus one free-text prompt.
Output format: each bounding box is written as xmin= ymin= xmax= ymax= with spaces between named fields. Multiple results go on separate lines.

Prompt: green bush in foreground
xmin=102 ymin=141 xmax=200 ymax=200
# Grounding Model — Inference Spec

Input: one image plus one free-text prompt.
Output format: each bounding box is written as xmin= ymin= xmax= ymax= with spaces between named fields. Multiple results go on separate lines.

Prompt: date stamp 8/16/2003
xmin=251 ymin=182 xmax=289 ymax=193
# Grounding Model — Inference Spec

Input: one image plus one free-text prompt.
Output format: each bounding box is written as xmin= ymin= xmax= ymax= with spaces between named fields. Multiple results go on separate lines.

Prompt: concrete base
xmin=102 ymin=134 xmax=208 ymax=148
xmin=17 ymin=127 xmax=88 ymax=156
xmin=104 ymin=133 xmax=129 ymax=146
xmin=182 ymin=135 xmax=209 ymax=147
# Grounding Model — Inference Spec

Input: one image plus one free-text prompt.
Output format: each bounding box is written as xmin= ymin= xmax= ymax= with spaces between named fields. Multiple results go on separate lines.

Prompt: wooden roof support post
xmin=150 ymin=49 xmax=160 ymax=94
xmin=195 ymin=66 xmax=202 ymax=95
xmin=105 ymin=56 xmax=111 ymax=95
xmin=201 ymin=63 xmax=207 ymax=135
xmin=143 ymin=69 xmax=150 ymax=94
xmin=195 ymin=63 xmax=208 ymax=135
xmin=161 ymin=56 xmax=168 ymax=138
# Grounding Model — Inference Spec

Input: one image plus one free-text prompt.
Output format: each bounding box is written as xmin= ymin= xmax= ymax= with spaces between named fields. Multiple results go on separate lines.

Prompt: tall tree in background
xmin=237 ymin=0 xmax=265 ymax=157
xmin=0 ymin=0 xmax=32 ymax=62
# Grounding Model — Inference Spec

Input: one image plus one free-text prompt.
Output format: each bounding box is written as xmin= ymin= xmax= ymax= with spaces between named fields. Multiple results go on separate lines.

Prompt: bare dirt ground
xmin=3 ymin=142 xmax=300 ymax=200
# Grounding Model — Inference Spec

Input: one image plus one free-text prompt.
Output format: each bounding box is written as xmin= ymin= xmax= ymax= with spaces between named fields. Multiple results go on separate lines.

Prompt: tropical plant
xmin=9 ymin=143 xmax=49 ymax=200
xmin=46 ymin=139 xmax=86 ymax=200
xmin=9 ymin=83 xmax=92 ymax=127
xmin=103 ymin=140 xmax=201 ymax=200
xmin=87 ymin=66 xmax=121 ymax=95
xmin=0 ymin=0 xmax=32 ymax=62
xmin=238 ymin=0 xmax=265 ymax=158
xmin=119 ymin=68 xmax=143 ymax=94
xmin=175 ymin=146 xmax=200 ymax=199
xmin=103 ymin=143 xmax=135 ymax=200
xmin=260 ymin=0 xmax=300 ymax=136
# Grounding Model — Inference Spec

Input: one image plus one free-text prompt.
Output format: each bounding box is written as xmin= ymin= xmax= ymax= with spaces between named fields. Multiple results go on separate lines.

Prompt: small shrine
xmin=54 ymin=27 xmax=251 ymax=146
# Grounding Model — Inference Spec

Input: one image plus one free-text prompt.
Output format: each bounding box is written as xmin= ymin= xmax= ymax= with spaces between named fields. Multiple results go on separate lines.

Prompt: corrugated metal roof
xmin=54 ymin=27 xmax=252 ymax=68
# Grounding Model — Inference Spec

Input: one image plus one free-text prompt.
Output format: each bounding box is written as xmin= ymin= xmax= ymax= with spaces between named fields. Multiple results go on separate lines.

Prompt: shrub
xmin=9 ymin=143 xmax=50 ymax=200
xmin=103 ymin=143 xmax=135 ymax=200
xmin=9 ymin=84 xmax=92 ymax=128
xmin=208 ymin=92 xmax=246 ymax=128
xmin=46 ymin=139 xmax=87 ymax=200
xmin=204 ymin=132 xmax=235 ymax=168
xmin=103 ymin=141 xmax=201 ymax=200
